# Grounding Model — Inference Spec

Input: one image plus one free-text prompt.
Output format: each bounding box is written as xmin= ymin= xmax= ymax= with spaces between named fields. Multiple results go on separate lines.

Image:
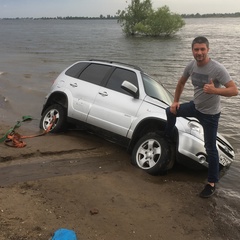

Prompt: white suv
xmin=40 ymin=60 xmax=235 ymax=175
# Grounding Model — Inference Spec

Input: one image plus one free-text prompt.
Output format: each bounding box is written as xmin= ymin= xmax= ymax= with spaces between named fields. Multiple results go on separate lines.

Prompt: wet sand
xmin=0 ymin=122 xmax=239 ymax=240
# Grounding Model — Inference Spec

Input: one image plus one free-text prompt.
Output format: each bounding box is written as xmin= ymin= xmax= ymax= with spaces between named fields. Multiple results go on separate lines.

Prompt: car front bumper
xmin=177 ymin=131 xmax=235 ymax=169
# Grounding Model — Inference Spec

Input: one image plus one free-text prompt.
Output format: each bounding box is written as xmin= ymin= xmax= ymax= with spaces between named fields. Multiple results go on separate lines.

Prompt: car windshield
xmin=142 ymin=73 xmax=173 ymax=105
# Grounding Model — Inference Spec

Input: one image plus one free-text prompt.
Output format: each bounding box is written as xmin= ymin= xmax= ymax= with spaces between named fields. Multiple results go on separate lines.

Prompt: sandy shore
xmin=0 ymin=122 xmax=239 ymax=240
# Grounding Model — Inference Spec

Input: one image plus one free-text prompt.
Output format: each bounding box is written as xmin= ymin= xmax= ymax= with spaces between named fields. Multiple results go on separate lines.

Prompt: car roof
xmin=88 ymin=59 xmax=143 ymax=72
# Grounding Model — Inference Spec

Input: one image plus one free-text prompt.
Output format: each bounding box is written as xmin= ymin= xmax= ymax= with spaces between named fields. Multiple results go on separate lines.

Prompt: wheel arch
xmin=127 ymin=118 xmax=167 ymax=152
xmin=41 ymin=92 xmax=68 ymax=115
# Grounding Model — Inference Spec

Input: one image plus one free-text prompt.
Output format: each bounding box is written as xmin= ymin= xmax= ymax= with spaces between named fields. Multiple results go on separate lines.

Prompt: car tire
xmin=131 ymin=133 xmax=171 ymax=175
xmin=40 ymin=104 xmax=66 ymax=133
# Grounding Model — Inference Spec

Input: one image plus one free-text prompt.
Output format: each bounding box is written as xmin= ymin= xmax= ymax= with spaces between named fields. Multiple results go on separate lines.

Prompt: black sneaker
xmin=199 ymin=184 xmax=216 ymax=198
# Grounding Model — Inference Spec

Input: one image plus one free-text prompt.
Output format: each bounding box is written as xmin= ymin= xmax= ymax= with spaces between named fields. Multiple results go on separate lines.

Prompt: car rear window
xmin=65 ymin=62 xmax=89 ymax=78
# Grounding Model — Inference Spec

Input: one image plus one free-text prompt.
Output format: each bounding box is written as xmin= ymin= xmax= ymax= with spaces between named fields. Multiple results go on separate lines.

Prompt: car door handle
xmin=98 ymin=91 xmax=108 ymax=97
xmin=70 ymin=83 xmax=78 ymax=88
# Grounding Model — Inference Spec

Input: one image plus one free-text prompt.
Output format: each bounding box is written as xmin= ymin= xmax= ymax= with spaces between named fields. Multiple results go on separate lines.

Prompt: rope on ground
xmin=0 ymin=115 xmax=56 ymax=148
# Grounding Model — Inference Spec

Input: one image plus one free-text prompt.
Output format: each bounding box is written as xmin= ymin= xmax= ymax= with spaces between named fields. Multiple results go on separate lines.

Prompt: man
xmin=165 ymin=36 xmax=238 ymax=198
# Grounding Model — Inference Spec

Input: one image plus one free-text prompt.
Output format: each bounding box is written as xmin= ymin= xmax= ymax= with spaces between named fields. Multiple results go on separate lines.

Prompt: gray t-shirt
xmin=183 ymin=59 xmax=231 ymax=114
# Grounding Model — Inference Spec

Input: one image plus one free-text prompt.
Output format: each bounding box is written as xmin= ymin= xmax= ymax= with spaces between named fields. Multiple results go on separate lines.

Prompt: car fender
xmin=127 ymin=113 xmax=166 ymax=139
xmin=42 ymin=88 xmax=73 ymax=115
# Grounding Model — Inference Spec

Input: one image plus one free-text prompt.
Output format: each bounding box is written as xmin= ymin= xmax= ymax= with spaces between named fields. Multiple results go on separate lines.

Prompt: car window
xmin=142 ymin=73 xmax=173 ymax=105
xmin=65 ymin=62 xmax=89 ymax=78
xmin=106 ymin=68 xmax=138 ymax=95
xmin=79 ymin=64 xmax=112 ymax=85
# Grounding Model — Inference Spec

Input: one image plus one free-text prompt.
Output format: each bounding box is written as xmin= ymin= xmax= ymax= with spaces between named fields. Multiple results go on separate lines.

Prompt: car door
xmin=87 ymin=67 xmax=143 ymax=137
xmin=67 ymin=63 xmax=112 ymax=122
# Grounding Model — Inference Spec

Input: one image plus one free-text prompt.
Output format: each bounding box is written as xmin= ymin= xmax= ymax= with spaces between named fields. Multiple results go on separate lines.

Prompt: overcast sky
xmin=0 ymin=0 xmax=239 ymax=18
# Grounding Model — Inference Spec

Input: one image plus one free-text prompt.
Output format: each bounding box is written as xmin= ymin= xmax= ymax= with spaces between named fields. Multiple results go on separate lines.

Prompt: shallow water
xmin=0 ymin=18 xmax=240 ymax=229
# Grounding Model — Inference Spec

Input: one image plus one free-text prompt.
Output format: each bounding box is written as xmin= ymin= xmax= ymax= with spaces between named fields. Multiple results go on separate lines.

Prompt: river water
xmin=0 ymin=18 xmax=239 ymax=230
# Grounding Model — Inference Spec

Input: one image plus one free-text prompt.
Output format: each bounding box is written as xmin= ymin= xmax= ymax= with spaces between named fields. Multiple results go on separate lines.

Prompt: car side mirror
xmin=121 ymin=81 xmax=139 ymax=98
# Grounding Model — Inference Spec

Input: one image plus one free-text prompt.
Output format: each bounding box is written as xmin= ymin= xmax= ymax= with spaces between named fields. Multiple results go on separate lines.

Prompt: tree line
xmin=182 ymin=12 xmax=240 ymax=18
xmin=1 ymin=12 xmax=240 ymax=21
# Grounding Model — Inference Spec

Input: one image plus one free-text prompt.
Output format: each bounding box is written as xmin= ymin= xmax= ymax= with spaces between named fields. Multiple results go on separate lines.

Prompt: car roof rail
xmin=89 ymin=59 xmax=143 ymax=71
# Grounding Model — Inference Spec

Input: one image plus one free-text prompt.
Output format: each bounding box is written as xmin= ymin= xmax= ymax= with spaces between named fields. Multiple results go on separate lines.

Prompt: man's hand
xmin=203 ymin=79 xmax=216 ymax=94
xmin=170 ymin=102 xmax=180 ymax=115
xmin=204 ymin=79 xmax=238 ymax=97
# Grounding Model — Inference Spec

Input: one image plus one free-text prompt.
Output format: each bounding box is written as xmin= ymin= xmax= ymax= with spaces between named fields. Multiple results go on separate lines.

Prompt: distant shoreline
xmin=1 ymin=12 xmax=240 ymax=20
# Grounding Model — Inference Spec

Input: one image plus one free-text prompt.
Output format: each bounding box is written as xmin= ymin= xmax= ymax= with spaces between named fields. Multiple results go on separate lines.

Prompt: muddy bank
xmin=0 ymin=122 xmax=239 ymax=240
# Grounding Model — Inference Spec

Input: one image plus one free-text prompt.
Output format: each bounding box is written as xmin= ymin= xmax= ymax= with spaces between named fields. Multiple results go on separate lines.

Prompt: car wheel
xmin=131 ymin=133 xmax=171 ymax=175
xmin=40 ymin=104 xmax=66 ymax=133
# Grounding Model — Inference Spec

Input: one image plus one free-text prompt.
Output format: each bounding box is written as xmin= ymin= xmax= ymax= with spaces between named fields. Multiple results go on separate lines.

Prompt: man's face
xmin=192 ymin=43 xmax=209 ymax=64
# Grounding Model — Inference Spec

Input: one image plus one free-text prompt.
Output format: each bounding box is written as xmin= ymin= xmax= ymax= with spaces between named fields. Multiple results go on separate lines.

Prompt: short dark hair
xmin=192 ymin=36 xmax=209 ymax=49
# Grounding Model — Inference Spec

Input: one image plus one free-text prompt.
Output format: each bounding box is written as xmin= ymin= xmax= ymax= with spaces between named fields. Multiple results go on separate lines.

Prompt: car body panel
xmin=68 ymin=77 xmax=101 ymax=122
xmin=87 ymin=86 xmax=143 ymax=136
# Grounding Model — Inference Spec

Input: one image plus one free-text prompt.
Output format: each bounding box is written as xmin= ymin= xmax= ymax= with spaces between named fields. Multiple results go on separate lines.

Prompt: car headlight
xmin=188 ymin=121 xmax=204 ymax=139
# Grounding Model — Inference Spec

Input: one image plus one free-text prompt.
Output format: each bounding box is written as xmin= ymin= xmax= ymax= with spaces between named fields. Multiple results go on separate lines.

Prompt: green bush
xmin=117 ymin=1 xmax=185 ymax=37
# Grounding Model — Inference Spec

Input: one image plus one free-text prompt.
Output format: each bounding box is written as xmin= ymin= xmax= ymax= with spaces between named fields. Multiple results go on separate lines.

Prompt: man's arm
xmin=203 ymin=80 xmax=238 ymax=97
xmin=170 ymin=76 xmax=188 ymax=114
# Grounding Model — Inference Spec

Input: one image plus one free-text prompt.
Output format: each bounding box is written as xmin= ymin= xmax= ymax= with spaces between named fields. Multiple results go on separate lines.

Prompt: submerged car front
xmin=175 ymin=116 xmax=235 ymax=169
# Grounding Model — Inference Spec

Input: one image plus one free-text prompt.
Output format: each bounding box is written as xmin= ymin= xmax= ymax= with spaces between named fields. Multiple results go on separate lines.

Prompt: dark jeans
xmin=165 ymin=101 xmax=220 ymax=183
